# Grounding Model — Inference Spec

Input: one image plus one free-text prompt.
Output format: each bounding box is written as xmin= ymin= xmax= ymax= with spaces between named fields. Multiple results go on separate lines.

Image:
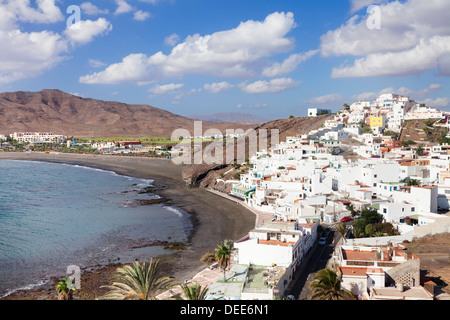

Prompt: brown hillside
xmin=180 ymin=114 xmax=335 ymax=187
xmin=0 ymin=89 xmax=252 ymax=138
xmin=400 ymin=119 xmax=448 ymax=143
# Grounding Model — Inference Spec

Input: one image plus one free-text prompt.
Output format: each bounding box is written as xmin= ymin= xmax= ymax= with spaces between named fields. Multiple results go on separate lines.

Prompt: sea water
xmin=0 ymin=159 xmax=192 ymax=297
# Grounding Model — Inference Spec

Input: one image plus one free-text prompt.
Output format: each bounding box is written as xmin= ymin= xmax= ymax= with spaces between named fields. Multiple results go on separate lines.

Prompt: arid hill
xmin=180 ymin=114 xmax=335 ymax=187
xmin=0 ymin=89 xmax=252 ymax=138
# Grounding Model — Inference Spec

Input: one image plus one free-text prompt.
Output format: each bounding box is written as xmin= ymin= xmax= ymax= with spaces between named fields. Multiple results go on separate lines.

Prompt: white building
xmin=11 ymin=132 xmax=66 ymax=144
xmin=392 ymin=185 xmax=438 ymax=213
xmin=308 ymin=108 xmax=331 ymax=117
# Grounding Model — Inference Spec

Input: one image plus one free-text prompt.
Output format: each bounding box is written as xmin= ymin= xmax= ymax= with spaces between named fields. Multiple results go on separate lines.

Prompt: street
xmin=285 ymin=224 xmax=343 ymax=300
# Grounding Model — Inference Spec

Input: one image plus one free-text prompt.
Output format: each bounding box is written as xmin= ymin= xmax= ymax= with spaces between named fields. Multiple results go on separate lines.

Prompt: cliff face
xmin=180 ymin=114 xmax=335 ymax=187
xmin=0 ymin=89 xmax=252 ymax=138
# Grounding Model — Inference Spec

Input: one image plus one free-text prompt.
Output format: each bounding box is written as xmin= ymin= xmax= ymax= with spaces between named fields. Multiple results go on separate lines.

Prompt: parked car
xmin=340 ymin=216 xmax=352 ymax=222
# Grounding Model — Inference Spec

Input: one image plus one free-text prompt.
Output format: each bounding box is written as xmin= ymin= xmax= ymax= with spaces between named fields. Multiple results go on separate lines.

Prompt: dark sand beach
xmin=0 ymin=152 xmax=256 ymax=300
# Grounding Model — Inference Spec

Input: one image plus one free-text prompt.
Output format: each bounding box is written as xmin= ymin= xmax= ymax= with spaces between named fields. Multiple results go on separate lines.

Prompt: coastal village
xmin=1 ymin=93 xmax=450 ymax=300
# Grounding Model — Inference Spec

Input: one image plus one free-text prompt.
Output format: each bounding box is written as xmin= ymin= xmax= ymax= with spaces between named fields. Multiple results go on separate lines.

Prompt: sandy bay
xmin=0 ymin=152 xmax=256 ymax=299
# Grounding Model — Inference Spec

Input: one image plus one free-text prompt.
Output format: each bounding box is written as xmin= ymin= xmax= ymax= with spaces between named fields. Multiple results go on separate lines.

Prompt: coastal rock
xmin=181 ymin=163 xmax=227 ymax=187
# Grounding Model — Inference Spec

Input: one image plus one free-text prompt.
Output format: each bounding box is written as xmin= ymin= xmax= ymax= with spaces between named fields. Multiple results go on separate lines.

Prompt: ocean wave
xmin=163 ymin=206 xmax=184 ymax=218
xmin=1 ymin=279 xmax=49 ymax=299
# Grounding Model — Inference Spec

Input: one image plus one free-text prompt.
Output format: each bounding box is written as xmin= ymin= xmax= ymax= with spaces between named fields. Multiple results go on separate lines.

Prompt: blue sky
xmin=1 ymin=0 xmax=449 ymax=120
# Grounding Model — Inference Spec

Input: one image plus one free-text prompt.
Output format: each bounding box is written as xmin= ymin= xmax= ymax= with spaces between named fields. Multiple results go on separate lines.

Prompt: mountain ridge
xmin=0 ymin=89 xmax=253 ymax=138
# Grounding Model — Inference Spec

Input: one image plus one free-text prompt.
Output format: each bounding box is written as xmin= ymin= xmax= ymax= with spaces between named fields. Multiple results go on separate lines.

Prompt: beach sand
xmin=0 ymin=152 xmax=256 ymax=300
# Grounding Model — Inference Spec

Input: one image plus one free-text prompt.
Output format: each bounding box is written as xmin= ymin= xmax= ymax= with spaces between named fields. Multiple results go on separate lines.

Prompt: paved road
xmin=285 ymin=225 xmax=342 ymax=300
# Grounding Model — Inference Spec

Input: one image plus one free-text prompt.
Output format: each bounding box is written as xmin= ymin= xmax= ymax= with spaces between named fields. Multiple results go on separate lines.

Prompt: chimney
xmin=396 ymin=282 xmax=404 ymax=292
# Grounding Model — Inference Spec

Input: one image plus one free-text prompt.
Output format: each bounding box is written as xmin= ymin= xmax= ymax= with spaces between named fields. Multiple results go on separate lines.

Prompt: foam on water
xmin=0 ymin=159 xmax=190 ymax=297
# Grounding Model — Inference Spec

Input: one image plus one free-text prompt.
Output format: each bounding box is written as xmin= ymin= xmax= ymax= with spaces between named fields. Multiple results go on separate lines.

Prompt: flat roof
xmin=340 ymin=267 xmax=384 ymax=277
xmin=371 ymin=286 xmax=433 ymax=300
xmin=342 ymin=249 xmax=377 ymax=261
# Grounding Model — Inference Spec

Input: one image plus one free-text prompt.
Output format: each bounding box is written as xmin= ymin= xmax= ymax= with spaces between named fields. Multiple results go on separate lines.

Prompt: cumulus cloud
xmin=0 ymin=1 xmax=113 ymax=84
xmin=2 ymin=0 xmax=65 ymax=25
xmin=350 ymin=83 xmax=444 ymax=102
xmin=149 ymin=83 xmax=184 ymax=95
xmin=420 ymin=97 xmax=450 ymax=108
xmin=0 ymin=29 xmax=68 ymax=83
xmin=114 ymin=0 xmax=134 ymax=15
xmin=321 ymin=0 xmax=450 ymax=78
xmin=239 ymin=77 xmax=300 ymax=94
xmin=203 ymin=81 xmax=234 ymax=93
xmin=262 ymin=50 xmax=318 ymax=77
xmin=64 ymin=18 xmax=112 ymax=45
xmin=304 ymin=93 xmax=345 ymax=105
xmin=0 ymin=1 xmax=68 ymax=83
xmin=79 ymin=12 xmax=297 ymax=84
xmin=349 ymin=0 xmax=388 ymax=13
xmin=164 ymin=33 xmax=180 ymax=46
xmin=89 ymin=58 xmax=107 ymax=68
xmin=80 ymin=2 xmax=109 ymax=15
xmin=134 ymin=10 xmax=151 ymax=21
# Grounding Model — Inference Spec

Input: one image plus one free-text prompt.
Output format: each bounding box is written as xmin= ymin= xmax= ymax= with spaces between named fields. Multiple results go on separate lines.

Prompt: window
xmin=411 ymin=207 xmax=415 ymax=212
xmin=383 ymin=208 xmax=387 ymax=213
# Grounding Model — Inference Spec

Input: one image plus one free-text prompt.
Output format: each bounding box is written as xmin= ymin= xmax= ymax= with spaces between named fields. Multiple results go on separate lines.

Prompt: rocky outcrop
xmin=181 ymin=163 xmax=228 ymax=187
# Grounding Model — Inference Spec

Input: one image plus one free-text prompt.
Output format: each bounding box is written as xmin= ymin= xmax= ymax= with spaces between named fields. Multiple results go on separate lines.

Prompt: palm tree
xmin=309 ymin=268 xmax=355 ymax=300
xmin=56 ymin=276 xmax=75 ymax=300
xmin=336 ymin=222 xmax=349 ymax=240
xmin=223 ymin=239 xmax=234 ymax=252
xmin=415 ymin=145 xmax=425 ymax=156
xmin=180 ymin=282 xmax=209 ymax=300
xmin=406 ymin=178 xmax=421 ymax=186
xmin=100 ymin=259 xmax=179 ymax=300
xmin=216 ymin=243 xmax=231 ymax=282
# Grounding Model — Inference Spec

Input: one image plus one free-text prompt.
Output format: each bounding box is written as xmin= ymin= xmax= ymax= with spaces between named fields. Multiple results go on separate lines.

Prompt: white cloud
xmin=164 ymin=33 xmax=180 ymax=46
xmin=80 ymin=2 xmax=109 ymax=15
xmin=331 ymin=36 xmax=450 ymax=78
xmin=0 ymin=1 xmax=68 ymax=83
xmin=174 ymin=88 xmax=202 ymax=100
xmin=240 ymin=78 xmax=300 ymax=94
xmin=64 ymin=18 xmax=112 ymax=45
xmin=139 ymin=0 xmax=160 ymax=4
xmin=262 ymin=50 xmax=318 ymax=77
xmin=80 ymin=12 xmax=297 ymax=84
xmin=0 ymin=29 xmax=68 ymax=83
xmin=351 ymin=83 xmax=443 ymax=102
xmin=437 ymin=53 xmax=450 ymax=76
xmin=203 ymin=81 xmax=234 ymax=93
xmin=89 ymin=58 xmax=107 ymax=68
xmin=304 ymin=93 xmax=344 ymax=105
xmin=322 ymin=0 xmax=450 ymax=78
xmin=114 ymin=0 xmax=134 ymax=15
xmin=149 ymin=83 xmax=184 ymax=95
xmin=2 ymin=0 xmax=64 ymax=25
xmin=349 ymin=0 xmax=388 ymax=13
xmin=0 ymin=1 xmax=113 ymax=84
xmin=134 ymin=10 xmax=151 ymax=21
xmin=420 ymin=97 xmax=450 ymax=108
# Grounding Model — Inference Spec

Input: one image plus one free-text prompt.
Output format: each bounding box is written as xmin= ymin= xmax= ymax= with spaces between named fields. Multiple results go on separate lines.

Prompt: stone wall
xmin=385 ymin=259 xmax=421 ymax=287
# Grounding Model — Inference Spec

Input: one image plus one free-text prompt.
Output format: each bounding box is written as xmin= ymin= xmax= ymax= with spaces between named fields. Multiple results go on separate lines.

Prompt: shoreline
xmin=0 ymin=152 xmax=256 ymax=300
